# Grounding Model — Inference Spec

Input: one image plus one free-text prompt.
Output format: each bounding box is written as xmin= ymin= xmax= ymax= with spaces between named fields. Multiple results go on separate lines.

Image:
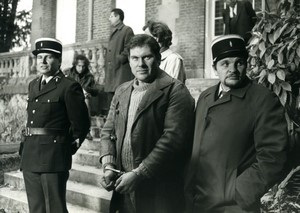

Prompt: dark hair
xmin=111 ymin=8 xmax=124 ymax=21
xmin=143 ymin=20 xmax=173 ymax=48
xmin=129 ymin=34 xmax=161 ymax=62
xmin=72 ymin=54 xmax=90 ymax=67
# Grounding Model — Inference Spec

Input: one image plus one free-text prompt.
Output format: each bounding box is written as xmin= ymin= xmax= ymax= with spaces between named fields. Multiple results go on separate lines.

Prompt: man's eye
xmin=144 ymin=56 xmax=151 ymax=60
xmin=221 ymin=62 xmax=229 ymax=66
xmin=237 ymin=61 xmax=245 ymax=66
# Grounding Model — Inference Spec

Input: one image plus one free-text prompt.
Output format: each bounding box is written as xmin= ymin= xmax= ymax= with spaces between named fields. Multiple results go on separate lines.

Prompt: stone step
xmin=80 ymin=137 xmax=101 ymax=151
xmin=69 ymin=163 xmax=103 ymax=187
xmin=3 ymin=170 xmax=112 ymax=212
xmin=73 ymin=148 xmax=100 ymax=167
xmin=0 ymin=186 xmax=101 ymax=213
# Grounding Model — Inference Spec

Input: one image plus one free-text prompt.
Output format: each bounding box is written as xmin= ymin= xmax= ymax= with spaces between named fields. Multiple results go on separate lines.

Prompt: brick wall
xmin=176 ymin=0 xmax=205 ymax=78
xmin=92 ymin=0 xmax=115 ymax=41
xmin=76 ymin=0 xmax=89 ymax=42
xmin=145 ymin=0 xmax=206 ymax=78
xmin=76 ymin=0 xmax=115 ymax=42
xmin=145 ymin=0 xmax=161 ymax=21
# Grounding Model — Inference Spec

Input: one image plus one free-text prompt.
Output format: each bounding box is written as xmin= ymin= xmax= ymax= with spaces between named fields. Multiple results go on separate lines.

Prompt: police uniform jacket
xmin=20 ymin=71 xmax=90 ymax=172
xmin=185 ymin=78 xmax=288 ymax=213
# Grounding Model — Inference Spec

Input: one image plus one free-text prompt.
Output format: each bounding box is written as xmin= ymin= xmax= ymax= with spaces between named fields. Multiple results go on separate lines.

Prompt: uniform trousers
xmin=23 ymin=171 xmax=69 ymax=213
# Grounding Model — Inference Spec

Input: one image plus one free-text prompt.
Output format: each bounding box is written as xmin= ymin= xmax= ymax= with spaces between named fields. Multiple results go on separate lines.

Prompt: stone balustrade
xmin=0 ymin=50 xmax=33 ymax=79
xmin=0 ymin=39 xmax=107 ymax=94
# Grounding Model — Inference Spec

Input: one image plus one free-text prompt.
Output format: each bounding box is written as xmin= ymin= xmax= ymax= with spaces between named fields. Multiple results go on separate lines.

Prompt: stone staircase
xmin=0 ymin=116 xmax=112 ymax=213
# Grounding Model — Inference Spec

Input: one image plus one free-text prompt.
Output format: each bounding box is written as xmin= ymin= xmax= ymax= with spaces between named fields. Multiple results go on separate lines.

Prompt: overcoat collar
xmin=32 ymin=71 xmax=64 ymax=98
xmin=110 ymin=22 xmax=125 ymax=38
xmin=204 ymin=78 xmax=251 ymax=109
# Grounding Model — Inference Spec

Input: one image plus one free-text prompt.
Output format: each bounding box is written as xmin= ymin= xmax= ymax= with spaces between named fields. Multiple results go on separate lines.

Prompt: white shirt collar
xmin=42 ymin=70 xmax=60 ymax=83
xmin=229 ymin=4 xmax=237 ymax=18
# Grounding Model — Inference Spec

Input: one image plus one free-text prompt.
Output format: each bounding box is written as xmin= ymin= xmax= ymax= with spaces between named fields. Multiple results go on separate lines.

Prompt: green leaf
xmin=296 ymin=46 xmax=300 ymax=58
xmin=273 ymin=27 xmax=281 ymax=43
xmin=267 ymin=59 xmax=275 ymax=69
xmin=278 ymin=52 xmax=284 ymax=64
xmin=268 ymin=33 xmax=275 ymax=45
xmin=267 ymin=72 xmax=276 ymax=84
xmin=263 ymin=31 xmax=267 ymax=41
xmin=279 ymin=90 xmax=287 ymax=106
xmin=281 ymin=82 xmax=292 ymax=91
xmin=279 ymin=22 xmax=289 ymax=36
xmin=260 ymin=48 xmax=266 ymax=59
xmin=273 ymin=83 xmax=281 ymax=96
xmin=290 ymin=63 xmax=296 ymax=71
xmin=258 ymin=69 xmax=266 ymax=84
xmin=250 ymin=57 xmax=256 ymax=66
xmin=288 ymin=50 xmax=295 ymax=62
xmin=259 ymin=41 xmax=266 ymax=51
xmin=265 ymin=23 xmax=272 ymax=33
xmin=288 ymin=39 xmax=297 ymax=50
xmin=276 ymin=70 xmax=285 ymax=80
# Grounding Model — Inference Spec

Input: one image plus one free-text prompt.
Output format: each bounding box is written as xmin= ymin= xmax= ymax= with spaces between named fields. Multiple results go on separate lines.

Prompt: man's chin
xmin=224 ymin=79 xmax=243 ymax=88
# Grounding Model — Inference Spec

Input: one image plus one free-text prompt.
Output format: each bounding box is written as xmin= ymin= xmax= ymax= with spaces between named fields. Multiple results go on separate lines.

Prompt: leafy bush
xmin=247 ymin=9 xmax=300 ymax=212
xmin=0 ymin=94 xmax=27 ymax=144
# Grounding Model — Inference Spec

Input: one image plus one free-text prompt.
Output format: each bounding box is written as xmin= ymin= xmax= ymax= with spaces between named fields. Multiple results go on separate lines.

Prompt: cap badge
xmin=229 ymin=41 xmax=233 ymax=47
xmin=40 ymin=42 xmax=43 ymax=47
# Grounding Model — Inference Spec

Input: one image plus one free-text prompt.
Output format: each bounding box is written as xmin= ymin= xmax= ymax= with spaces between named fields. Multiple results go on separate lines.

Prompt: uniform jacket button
xmin=54 ymin=140 xmax=57 ymax=143
xmin=32 ymin=110 xmax=36 ymax=114
xmin=35 ymin=99 xmax=38 ymax=102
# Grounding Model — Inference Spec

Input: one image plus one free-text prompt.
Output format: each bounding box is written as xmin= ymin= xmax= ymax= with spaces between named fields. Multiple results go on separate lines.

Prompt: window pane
xmin=215 ymin=18 xmax=224 ymax=36
xmin=215 ymin=0 xmax=223 ymax=17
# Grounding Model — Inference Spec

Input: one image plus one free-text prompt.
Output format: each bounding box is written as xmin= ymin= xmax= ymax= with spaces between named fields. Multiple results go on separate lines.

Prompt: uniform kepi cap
xmin=32 ymin=38 xmax=62 ymax=56
xmin=211 ymin=34 xmax=248 ymax=64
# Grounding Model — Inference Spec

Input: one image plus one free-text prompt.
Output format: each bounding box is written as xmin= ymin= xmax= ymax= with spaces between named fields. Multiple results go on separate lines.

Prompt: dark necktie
xmin=40 ymin=79 xmax=46 ymax=90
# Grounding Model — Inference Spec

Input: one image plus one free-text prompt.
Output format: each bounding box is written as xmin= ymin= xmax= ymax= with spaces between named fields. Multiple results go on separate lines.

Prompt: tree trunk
xmin=0 ymin=0 xmax=18 ymax=53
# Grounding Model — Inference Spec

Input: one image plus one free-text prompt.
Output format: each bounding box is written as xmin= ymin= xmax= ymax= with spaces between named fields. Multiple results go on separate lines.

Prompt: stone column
xmin=30 ymin=0 xmax=57 ymax=49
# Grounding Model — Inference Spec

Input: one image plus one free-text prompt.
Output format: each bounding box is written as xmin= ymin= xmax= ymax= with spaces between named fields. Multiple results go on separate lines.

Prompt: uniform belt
xmin=24 ymin=127 xmax=66 ymax=136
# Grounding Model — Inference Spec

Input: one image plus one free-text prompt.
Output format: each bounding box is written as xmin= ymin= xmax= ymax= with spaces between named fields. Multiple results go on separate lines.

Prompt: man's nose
xmin=42 ymin=56 xmax=48 ymax=64
xmin=228 ymin=63 xmax=236 ymax=72
xmin=137 ymin=58 xmax=145 ymax=66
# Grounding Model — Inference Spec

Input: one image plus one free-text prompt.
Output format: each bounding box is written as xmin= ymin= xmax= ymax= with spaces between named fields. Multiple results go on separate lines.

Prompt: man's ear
xmin=212 ymin=64 xmax=219 ymax=76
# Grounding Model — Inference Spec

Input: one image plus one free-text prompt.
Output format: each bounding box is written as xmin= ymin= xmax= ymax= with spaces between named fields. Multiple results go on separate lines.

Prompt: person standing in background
xmin=104 ymin=8 xmax=135 ymax=110
xmin=143 ymin=20 xmax=186 ymax=83
xmin=222 ymin=0 xmax=257 ymax=43
xmin=20 ymin=38 xmax=90 ymax=213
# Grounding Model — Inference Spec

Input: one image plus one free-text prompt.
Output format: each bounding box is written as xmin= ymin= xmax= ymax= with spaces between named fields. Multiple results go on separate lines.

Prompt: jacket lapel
xmin=34 ymin=71 xmax=63 ymax=98
xmin=206 ymin=79 xmax=251 ymax=110
xmin=133 ymin=71 xmax=173 ymax=125
xmin=236 ymin=1 xmax=242 ymax=20
xmin=118 ymin=82 xmax=133 ymax=122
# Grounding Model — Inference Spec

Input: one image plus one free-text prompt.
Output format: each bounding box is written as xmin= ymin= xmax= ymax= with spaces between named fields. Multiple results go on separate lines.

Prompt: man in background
xmin=143 ymin=20 xmax=186 ymax=83
xmin=223 ymin=0 xmax=257 ymax=43
xmin=104 ymin=8 xmax=134 ymax=111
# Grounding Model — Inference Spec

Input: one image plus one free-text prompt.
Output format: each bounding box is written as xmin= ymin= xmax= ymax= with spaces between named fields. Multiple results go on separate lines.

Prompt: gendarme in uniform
xmin=20 ymin=38 xmax=90 ymax=213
